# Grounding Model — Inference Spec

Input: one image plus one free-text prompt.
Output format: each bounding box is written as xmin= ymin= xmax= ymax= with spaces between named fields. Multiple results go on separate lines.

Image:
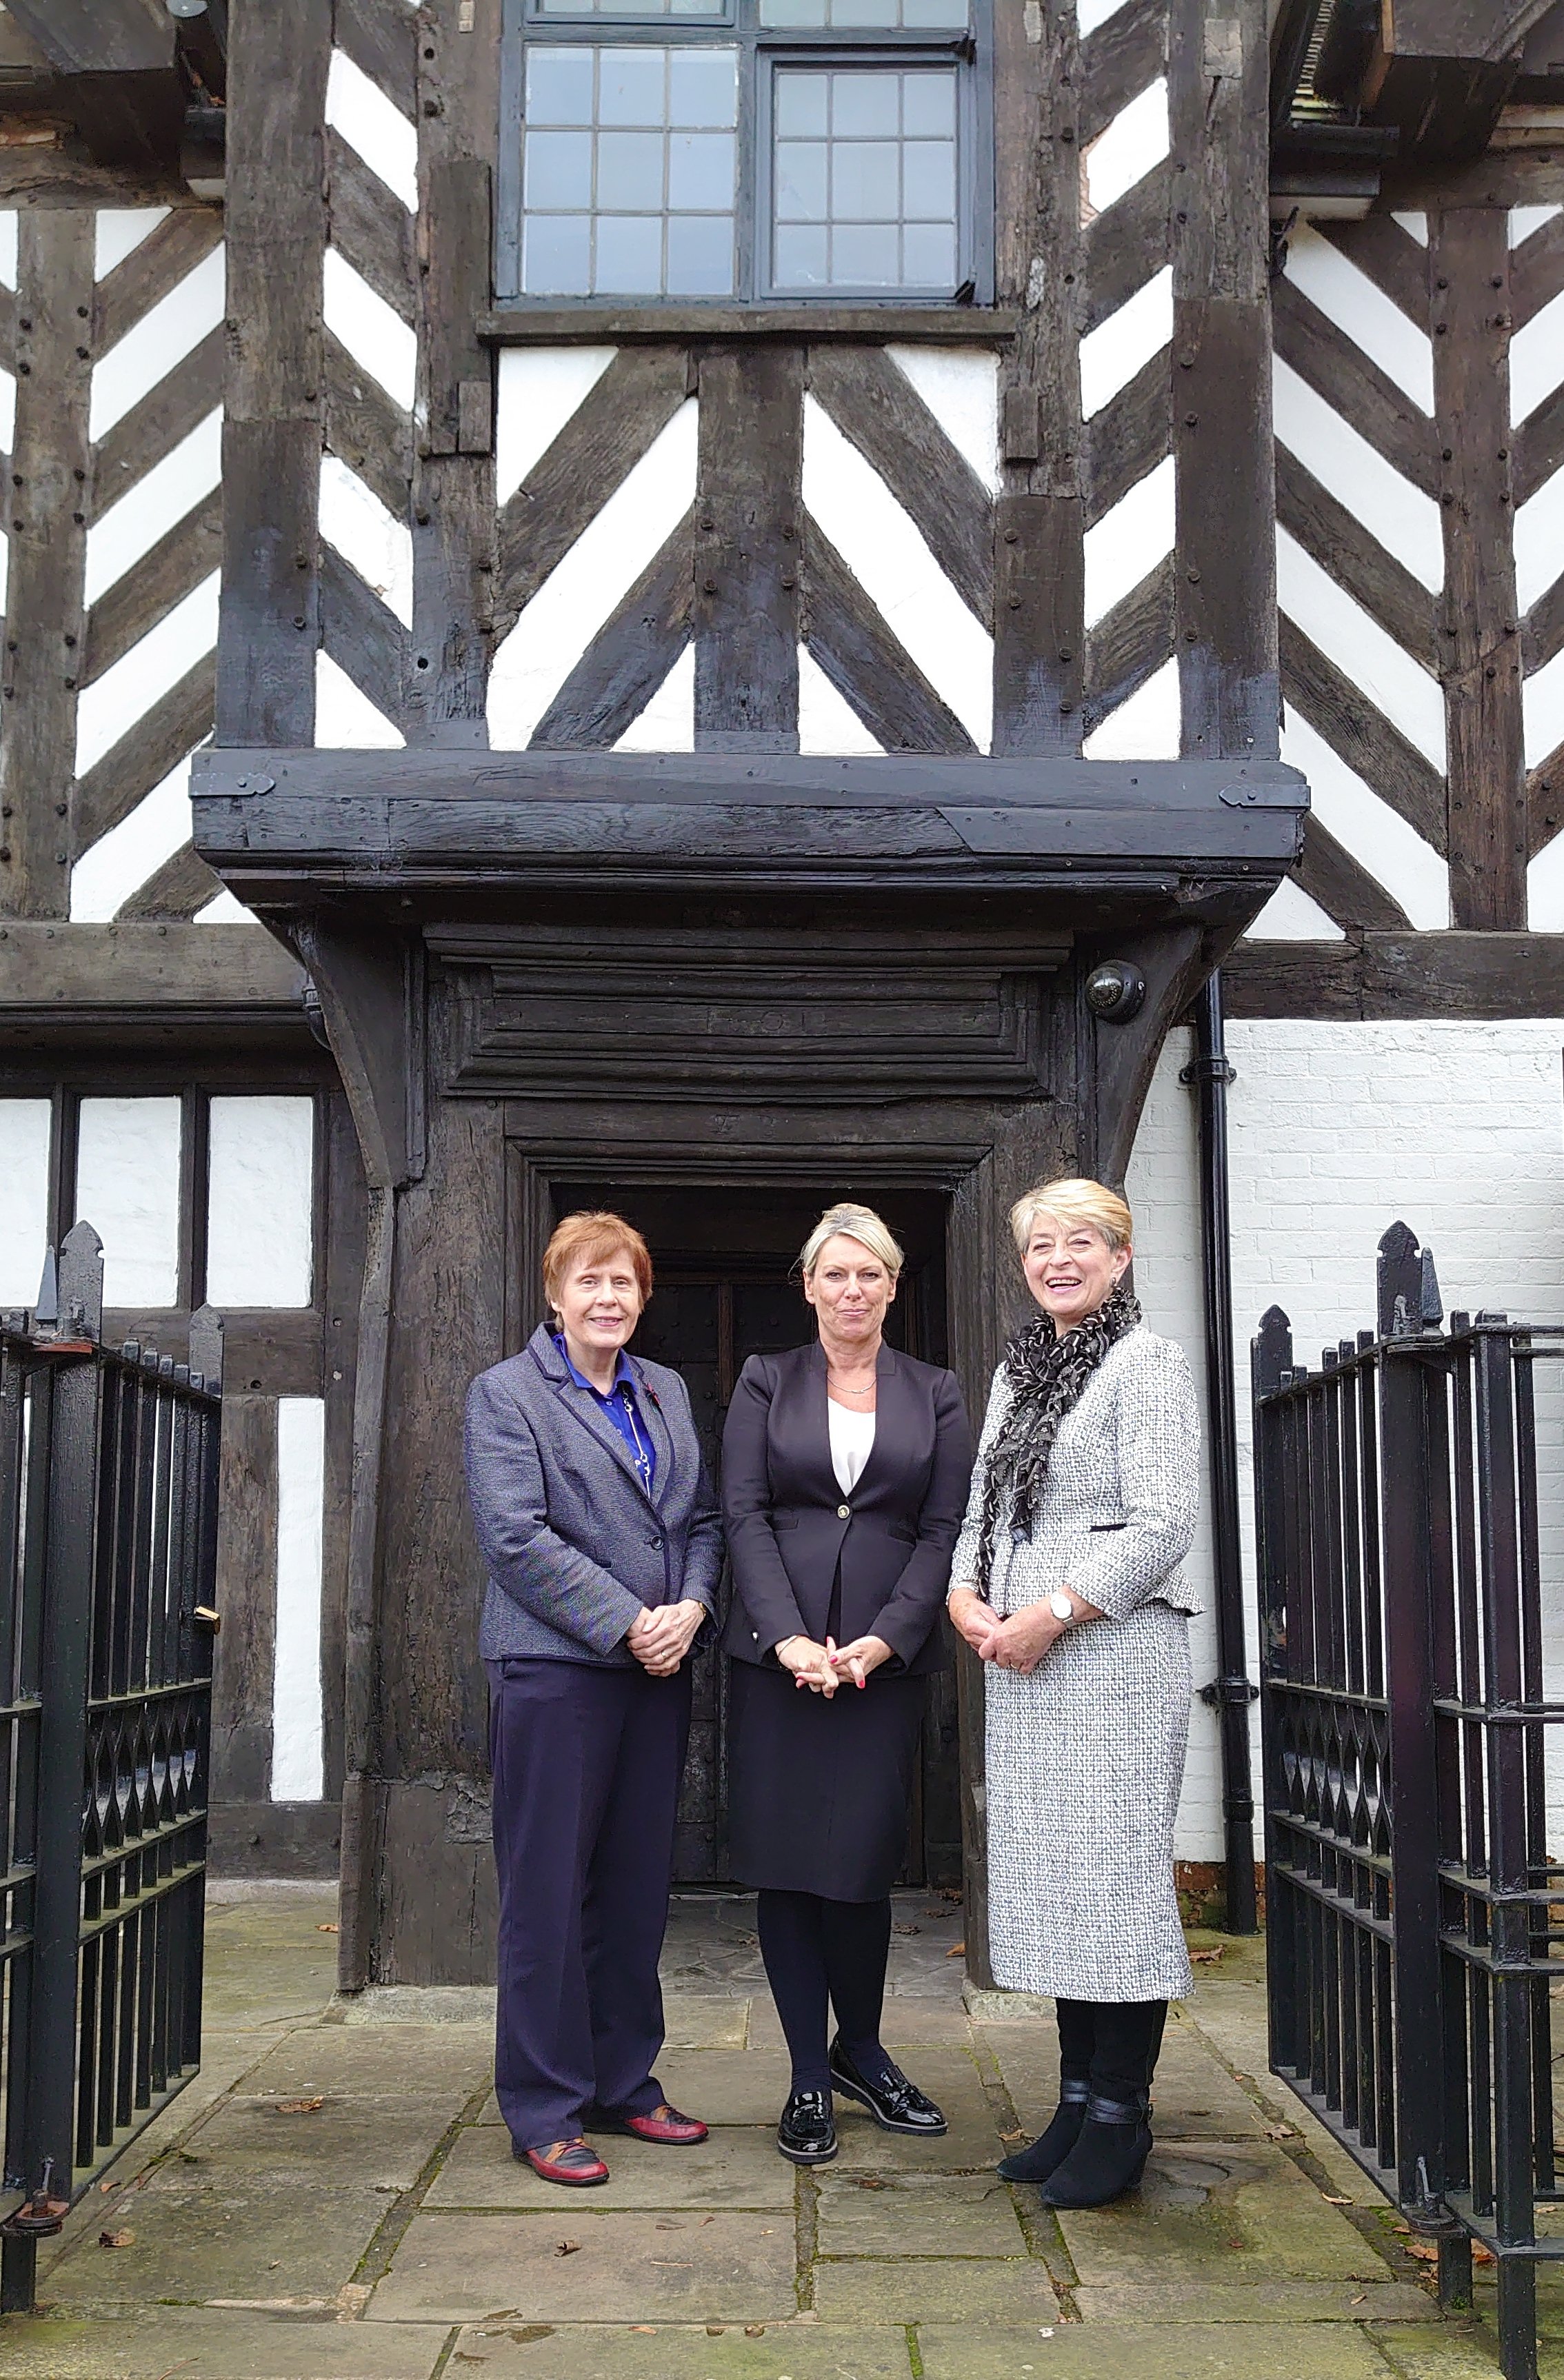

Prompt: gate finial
xmin=1377 ymin=1221 xmax=1422 ymax=1339
xmin=1253 ymin=1304 xmax=1293 ymax=1395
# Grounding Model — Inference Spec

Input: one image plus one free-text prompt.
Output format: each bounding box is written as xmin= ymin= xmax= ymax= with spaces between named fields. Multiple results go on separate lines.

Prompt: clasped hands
xmin=948 ymin=1584 xmax=1095 ymax=1676
xmin=625 ymin=1598 xmax=705 ymax=1677
xmin=775 ymin=1632 xmax=892 ymax=1695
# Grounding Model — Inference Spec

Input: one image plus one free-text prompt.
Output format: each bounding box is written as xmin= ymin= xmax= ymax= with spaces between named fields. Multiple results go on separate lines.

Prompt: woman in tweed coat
xmin=948 ymin=1176 xmax=1200 ymax=2210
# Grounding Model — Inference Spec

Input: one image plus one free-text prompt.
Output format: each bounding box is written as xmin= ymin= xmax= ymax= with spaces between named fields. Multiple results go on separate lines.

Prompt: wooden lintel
xmin=0 ymin=922 xmax=306 ymax=1011
xmin=478 ymin=305 xmax=1019 ymax=344
xmin=1222 ymin=931 xmax=1564 ymax=1017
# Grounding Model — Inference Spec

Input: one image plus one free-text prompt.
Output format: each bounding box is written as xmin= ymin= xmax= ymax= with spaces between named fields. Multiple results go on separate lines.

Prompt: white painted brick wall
xmin=1127 ymin=1017 xmax=1564 ymax=1861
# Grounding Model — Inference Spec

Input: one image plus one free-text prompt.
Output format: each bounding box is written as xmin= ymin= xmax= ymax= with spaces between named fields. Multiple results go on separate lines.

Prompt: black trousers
xmin=488 ymin=1656 xmax=691 ymax=2150
xmin=756 ymin=1888 xmax=894 ymax=2095
xmin=1056 ymin=1996 xmax=1169 ymax=2101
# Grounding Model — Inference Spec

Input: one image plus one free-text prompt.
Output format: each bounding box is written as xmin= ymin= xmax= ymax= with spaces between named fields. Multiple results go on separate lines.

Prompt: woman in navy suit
xmin=721 ymin=1202 xmax=973 ymax=2165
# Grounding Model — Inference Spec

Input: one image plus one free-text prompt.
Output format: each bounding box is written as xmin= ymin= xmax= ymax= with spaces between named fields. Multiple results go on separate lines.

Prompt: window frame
xmin=494 ymin=0 xmax=994 ymax=312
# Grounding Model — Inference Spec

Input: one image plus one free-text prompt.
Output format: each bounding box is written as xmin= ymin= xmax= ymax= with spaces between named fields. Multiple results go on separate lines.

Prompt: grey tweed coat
xmin=951 ymin=1324 xmax=1201 ymax=2002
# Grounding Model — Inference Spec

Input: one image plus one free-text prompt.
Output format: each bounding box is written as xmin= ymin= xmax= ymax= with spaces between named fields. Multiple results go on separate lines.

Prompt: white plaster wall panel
xmin=614 ymin=642 xmax=696 ymax=752
xmin=1283 ymin=226 xmax=1434 ymax=414
xmin=206 ymin=1098 xmax=315 ymax=1311
xmin=93 ymin=209 xmax=168 ymax=280
xmin=801 ymin=394 xmax=992 ymax=751
xmin=1082 ymin=77 xmax=1168 ymax=218
xmin=88 ymin=243 xmax=225 ymax=444
xmin=84 ymin=410 xmax=223 ymax=607
xmin=1083 ymin=452 xmax=1174 ymax=628
xmin=73 ymin=572 xmax=220 ymax=779
xmin=1081 ymin=655 xmax=1180 ymax=759
xmin=0 ymin=360 xmax=14 ymax=458
xmin=1529 ymin=812 xmax=1564 ymax=929
xmin=318 ymin=453 xmax=414 ymax=628
xmin=885 ymin=347 xmax=999 ymax=493
xmin=1076 ymin=0 xmax=1131 ymax=35
xmin=316 ymin=648 xmax=405 ymax=748
xmin=797 ymin=645 xmax=883 ymax=754
xmin=1078 ymin=263 xmax=1172 ymax=419
xmin=272 ymin=1398 xmax=327 ymax=1802
xmin=1390 ymin=210 xmax=1427 ymax=245
xmin=1511 ymin=284 xmax=1564 ymax=428
xmin=0 ymin=210 xmax=17 ymax=289
xmin=488 ymin=399 xmax=699 ymax=748
xmin=495 ymin=347 xmax=617 ymax=505
xmin=1524 ymin=643 xmax=1564 ymax=780
xmin=1512 ymin=205 xmax=1562 ymax=246
xmin=194 ymin=889 xmax=253 ymax=926
xmin=1282 ymin=705 xmax=1450 ymax=931
xmin=1243 ymin=876 xmax=1347 ymax=939
xmin=321 ymin=249 xmax=418 ymax=415
xmin=325 ymin=48 xmax=419 ymax=211
xmin=1276 ymin=527 xmax=1446 ymax=770
xmin=1516 ymin=457 xmax=1564 ymax=616
xmin=69 ymin=756 xmax=195 ymax=925
xmin=74 ymin=1098 xmax=182 ymax=1308
xmin=1272 ymin=356 xmax=1444 ymax=592
xmin=0 ymin=1102 xmax=52 ymax=1309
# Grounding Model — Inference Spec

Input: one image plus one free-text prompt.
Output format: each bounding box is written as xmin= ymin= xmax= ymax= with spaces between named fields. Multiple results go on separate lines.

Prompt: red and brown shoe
xmin=602 ymin=2101 xmax=708 ymax=2146
xmin=519 ymin=2136 xmax=610 ymax=2186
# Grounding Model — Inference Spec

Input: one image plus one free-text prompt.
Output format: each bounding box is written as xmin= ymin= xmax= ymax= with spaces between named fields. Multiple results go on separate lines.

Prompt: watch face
xmin=1049 ymin=1594 xmax=1074 ymax=1621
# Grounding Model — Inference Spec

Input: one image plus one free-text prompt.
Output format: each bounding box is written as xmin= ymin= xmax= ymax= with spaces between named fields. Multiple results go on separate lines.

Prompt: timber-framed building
xmin=0 ymin=0 xmax=1560 ymax=1986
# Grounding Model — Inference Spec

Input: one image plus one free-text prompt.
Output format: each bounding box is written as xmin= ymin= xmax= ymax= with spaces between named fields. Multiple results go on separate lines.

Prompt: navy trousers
xmin=488 ymin=1655 xmax=691 ymax=2151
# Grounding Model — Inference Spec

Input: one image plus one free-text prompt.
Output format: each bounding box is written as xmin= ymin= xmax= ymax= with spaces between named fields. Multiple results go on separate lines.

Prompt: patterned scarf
xmin=973 ymin=1278 xmax=1142 ymax=1597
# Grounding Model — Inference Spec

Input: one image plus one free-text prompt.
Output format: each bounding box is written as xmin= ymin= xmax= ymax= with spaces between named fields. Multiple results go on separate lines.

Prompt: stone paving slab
xmin=0 ymin=2310 xmax=451 ymax=2379
xmin=811 ymin=2257 xmax=1058 ymax=2321
xmin=984 ymin=2017 xmax=1267 ymax=2141
xmin=1056 ymin=2140 xmax=1391 ymax=2287
xmin=915 ymin=2321 xmax=1398 ymax=2379
xmin=743 ymin=1999 xmax=972 ymax=2052
xmin=39 ymin=2172 xmax=389 ymax=2310
xmin=1072 ymin=2282 xmax=1436 ymax=2322
xmin=446 ymin=2320 xmax=914 ymax=2376
xmin=183 ymin=2088 xmax=469 ymax=2188
xmin=828 ymin=2049 xmax=1001 ymax=2171
xmin=242 ymin=2022 xmax=493 ymax=2095
xmin=1368 ymin=2321 xmax=1521 ymax=2376
xmin=816 ymin=2170 xmax=1025 ymax=2256
xmin=427 ymin=2124 xmax=794 ymax=2209
xmin=368 ymin=2210 xmax=797 ymax=2326
xmin=651 ymin=2050 xmax=797 ymax=2126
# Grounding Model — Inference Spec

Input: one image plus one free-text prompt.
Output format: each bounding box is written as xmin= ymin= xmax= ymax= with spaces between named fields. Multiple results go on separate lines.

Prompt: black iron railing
xmin=1255 ymin=1222 xmax=1564 ymax=2380
xmin=0 ymin=1222 xmax=221 ymax=2310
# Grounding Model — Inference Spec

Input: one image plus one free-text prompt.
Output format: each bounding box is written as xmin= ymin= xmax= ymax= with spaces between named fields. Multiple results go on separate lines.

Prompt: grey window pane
xmin=902 ymin=139 xmax=954 ymax=218
xmin=526 ymin=46 xmax=594 ymax=125
xmin=832 ymin=139 xmax=900 ymax=221
xmin=666 ymin=212 xmax=735 ymax=293
xmin=668 ymin=130 xmax=735 ymax=210
xmin=774 ymin=71 xmax=828 ymax=137
xmin=668 ymin=46 xmax=738 ymax=126
xmin=594 ymin=212 xmax=665 ymax=290
xmin=830 ymin=72 xmax=899 ymax=136
xmin=523 ymin=212 xmax=592 ymax=292
xmin=670 ymin=0 xmax=730 ymax=13
xmin=832 ymin=222 xmax=899 ymax=285
xmin=775 ymin=140 xmax=828 ymax=222
xmin=597 ymin=127 xmax=667 ymax=208
xmin=525 ymin=126 xmax=595 ymax=209
xmin=829 ymin=0 xmax=897 ymax=21
xmin=901 ymin=219 xmax=955 ymax=286
xmin=599 ymin=0 xmax=655 ymax=14
xmin=901 ymin=70 xmax=955 ymax=135
xmin=775 ymin=223 xmax=830 ymax=286
xmin=900 ymin=0 xmax=967 ymax=22
xmin=598 ymin=48 xmax=667 ymax=124
xmin=759 ymin=0 xmax=827 ymax=18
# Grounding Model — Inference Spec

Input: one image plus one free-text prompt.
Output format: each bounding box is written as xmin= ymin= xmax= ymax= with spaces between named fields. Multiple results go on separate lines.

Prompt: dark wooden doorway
xmin=549 ymin=1182 xmax=959 ymax=1890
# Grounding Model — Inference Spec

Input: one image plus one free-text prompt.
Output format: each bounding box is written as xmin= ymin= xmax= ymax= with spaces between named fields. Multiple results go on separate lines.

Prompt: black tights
xmin=1056 ymin=1996 xmax=1168 ymax=2102
xmin=756 ymin=1888 xmax=894 ymax=2095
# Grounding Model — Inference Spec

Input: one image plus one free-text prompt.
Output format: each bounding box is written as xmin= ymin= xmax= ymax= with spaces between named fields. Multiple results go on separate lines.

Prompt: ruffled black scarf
xmin=973 ymin=1279 xmax=1141 ymax=1597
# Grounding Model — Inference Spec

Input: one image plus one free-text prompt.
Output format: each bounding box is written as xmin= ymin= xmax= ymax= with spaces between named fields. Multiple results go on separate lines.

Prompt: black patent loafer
xmin=777 ymin=2088 xmax=837 ymax=2166
xmin=829 ymin=2036 xmax=948 ymax=2137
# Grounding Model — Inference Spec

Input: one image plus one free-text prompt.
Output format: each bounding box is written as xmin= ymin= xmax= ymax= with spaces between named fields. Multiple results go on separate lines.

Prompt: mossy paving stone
xmin=181 ymin=2088 xmax=472 ymax=2189
xmin=810 ymin=2257 xmax=1058 ymax=2322
xmin=1366 ymin=2319 xmax=1561 ymax=2376
xmin=816 ymin=2170 xmax=1025 ymax=2256
xmin=914 ymin=2321 xmax=1396 ymax=2379
xmin=367 ymin=2210 xmax=796 ymax=2325
xmin=240 ymin=2022 xmax=493 ymax=2096
xmin=445 ymin=2321 xmax=914 ymax=2376
xmin=0 ymin=2308 xmax=449 ymax=2379
xmin=39 ymin=2172 xmax=388 ymax=2308
xmin=1055 ymin=2142 xmax=1392 ymax=2286
xmin=425 ymin=2124 xmax=793 ymax=2210
xmin=1072 ymin=2282 xmax=1434 ymax=2322
xmin=983 ymin=2020 xmax=1265 ymax=2142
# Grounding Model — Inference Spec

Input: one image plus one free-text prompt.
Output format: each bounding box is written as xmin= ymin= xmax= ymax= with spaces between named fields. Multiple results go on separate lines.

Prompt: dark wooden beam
xmin=530 ymin=516 xmax=692 ymax=750
xmin=1224 ymin=929 xmax=1564 ymax=1018
xmin=3 ymin=0 xmax=170 ymax=74
xmin=694 ymin=346 xmax=801 ymax=754
xmin=0 ymin=921 xmax=305 ymax=1010
xmin=803 ymin=532 xmax=974 ymax=756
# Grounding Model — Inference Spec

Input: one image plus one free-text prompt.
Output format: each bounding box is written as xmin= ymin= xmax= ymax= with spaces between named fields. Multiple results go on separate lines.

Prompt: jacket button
xmin=837 ymin=1504 xmax=850 ymax=1520
xmin=752 ymin=1630 xmax=759 ymax=1641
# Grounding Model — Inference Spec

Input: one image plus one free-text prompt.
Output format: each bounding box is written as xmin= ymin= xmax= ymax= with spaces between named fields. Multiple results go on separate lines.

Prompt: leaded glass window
xmin=498 ymin=0 xmax=987 ymax=305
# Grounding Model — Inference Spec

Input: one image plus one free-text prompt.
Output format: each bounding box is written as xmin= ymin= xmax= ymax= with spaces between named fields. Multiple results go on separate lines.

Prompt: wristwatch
xmin=1048 ymin=1593 xmax=1076 ymax=1624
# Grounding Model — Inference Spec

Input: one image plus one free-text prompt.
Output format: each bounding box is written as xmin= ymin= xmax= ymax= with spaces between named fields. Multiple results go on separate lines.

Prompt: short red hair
xmin=543 ymin=1211 xmax=653 ymax=1313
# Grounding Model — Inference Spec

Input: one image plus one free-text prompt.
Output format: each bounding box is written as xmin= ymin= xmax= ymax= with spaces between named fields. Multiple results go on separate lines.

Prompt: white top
xmin=828 ymin=1400 xmax=876 ymax=1495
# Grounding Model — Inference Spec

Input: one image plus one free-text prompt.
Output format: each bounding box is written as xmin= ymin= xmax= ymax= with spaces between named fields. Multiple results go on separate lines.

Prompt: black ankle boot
xmin=996 ymin=2079 xmax=1090 ymax=2182
xmin=1036 ymin=2090 xmax=1152 ymax=2208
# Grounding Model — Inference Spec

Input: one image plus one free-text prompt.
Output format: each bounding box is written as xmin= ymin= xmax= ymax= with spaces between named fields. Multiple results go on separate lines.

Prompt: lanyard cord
xmin=620 ymin=1388 xmax=654 ymax=1491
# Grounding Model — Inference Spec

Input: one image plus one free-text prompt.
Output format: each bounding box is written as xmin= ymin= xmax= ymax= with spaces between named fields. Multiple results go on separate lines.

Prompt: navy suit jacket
xmin=720 ymin=1341 xmax=973 ymax=1677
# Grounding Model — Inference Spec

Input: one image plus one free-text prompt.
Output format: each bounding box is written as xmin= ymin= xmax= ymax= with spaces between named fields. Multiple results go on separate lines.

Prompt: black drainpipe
xmin=1181 ymin=974 xmax=1259 ymax=1935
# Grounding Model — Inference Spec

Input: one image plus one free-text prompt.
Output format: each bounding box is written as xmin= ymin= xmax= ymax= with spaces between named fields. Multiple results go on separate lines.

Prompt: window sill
xmin=477 ymin=302 xmax=1016 ymax=342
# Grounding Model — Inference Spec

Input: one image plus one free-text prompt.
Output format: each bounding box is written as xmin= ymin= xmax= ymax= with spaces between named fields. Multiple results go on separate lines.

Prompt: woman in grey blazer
xmin=465 ymin=1211 xmax=723 ymax=2187
xmin=948 ymin=1176 xmax=1201 ymax=2212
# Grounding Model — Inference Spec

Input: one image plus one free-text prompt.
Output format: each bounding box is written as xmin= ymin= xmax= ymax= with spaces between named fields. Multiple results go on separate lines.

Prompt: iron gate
xmin=0 ymin=1222 xmax=221 ymax=2310
xmin=1254 ymin=1221 xmax=1564 ymax=2380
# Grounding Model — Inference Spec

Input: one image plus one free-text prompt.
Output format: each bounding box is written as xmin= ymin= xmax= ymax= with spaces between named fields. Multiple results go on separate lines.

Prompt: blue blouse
xmin=554 ymin=1335 xmax=656 ymax=1494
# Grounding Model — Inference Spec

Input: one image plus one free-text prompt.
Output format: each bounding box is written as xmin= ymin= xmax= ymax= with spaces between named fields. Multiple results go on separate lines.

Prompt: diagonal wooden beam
xmin=494 ymin=349 xmax=689 ymax=641
xmin=1281 ymin=616 xmax=1448 ymax=851
xmin=93 ymin=208 xmax=223 ymax=354
xmin=319 ymin=544 xmax=410 ymax=730
xmin=4 ymin=0 xmax=170 ymax=74
xmin=1526 ymin=738 xmax=1564 ymax=857
xmin=1510 ymin=208 xmax=1564 ymax=332
xmin=333 ymin=0 xmax=417 ymax=117
xmin=1523 ymin=572 xmax=1564 ymax=677
xmin=1276 ymin=445 xmax=1440 ymax=670
xmin=1274 ymin=276 xmax=1441 ymax=498
xmin=803 ymin=530 xmax=975 ymax=755
xmin=73 ymin=655 xmax=214 ymax=852
xmin=1079 ymin=0 xmax=1166 ymax=148
xmin=324 ymin=330 xmax=414 ymax=522
xmin=327 ymin=130 xmax=417 ymax=327
xmin=94 ymin=322 xmax=223 ymax=507
xmin=116 ymin=841 xmax=221 ymax=922
xmin=1294 ymin=815 xmax=1412 ymax=933
xmin=1085 ymin=350 xmax=1171 ymax=530
xmin=807 ymin=346 xmax=992 ymax=630
xmin=531 ymin=514 xmax=692 ymax=750
xmin=1083 ymin=556 xmax=1174 ymax=733
xmin=1083 ymin=162 xmax=1174 ymax=336
xmin=1513 ymin=375 xmax=1564 ymax=509
xmin=84 ymin=494 xmax=222 ymax=687
xmin=1316 ymin=217 xmax=1430 ymax=328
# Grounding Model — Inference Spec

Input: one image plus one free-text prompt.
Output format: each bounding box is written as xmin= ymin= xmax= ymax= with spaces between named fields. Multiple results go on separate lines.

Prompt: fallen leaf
xmin=857 ymin=2177 xmax=886 ymax=2190
xmin=745 ymin=2326 xmax=765 ymax=2338
xmin=1405 ymin=2241 xmax=1439 ymax=2262
xmin=1324 ymin=2195 xmax=1354 ymax=2205
xmin=1264 ymin=2124 xmax=1296 ymax=2141
xmin=99 ymin=2180 xmax=118 ymax=2192
xmin=1474 ymin=2246 xmax=1496 ymax=2266
xmin=1000 ymin=2129 xmax=1026 ymax=2143
xmin=555 ymin=2240 xmax=581 ymax=2257
xmin=892 ymin=1923 xmax=921 ymax=1936
xmin=1190 ymin=1948 xmax=1225 ymax=1965
xmin=274 ymin=2097 xmax=325 ymax=2116
xmin=706 ymin=2326 xmax=726 ymax=2337
xmin=630 ymin=2327 xmax=656 ymax=2334
xmin=99 ymin=2228 xmax=135 ymax=2249
xmin=701 ymin=2215 xmax=716 ymax=2225
xmin=946 ymin=1942 xmax=965 ymax=1957
xmin=1350 ymin=2295 xmax=1366 ymax=2307
xmin=317 ymin=1923 xmax=339 ymax=1935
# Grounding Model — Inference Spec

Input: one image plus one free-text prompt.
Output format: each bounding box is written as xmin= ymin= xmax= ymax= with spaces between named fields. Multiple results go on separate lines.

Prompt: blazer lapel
xmin=531 ymin=1329 xmax=656 ymax=1504
xmin=848 ymin=1344 xmax=899 ymax=1494
xmin=631 ymin=1356 xmax=676 ymax=1508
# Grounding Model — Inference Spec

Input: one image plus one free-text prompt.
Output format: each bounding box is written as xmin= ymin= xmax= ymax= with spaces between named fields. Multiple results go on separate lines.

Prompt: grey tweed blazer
xmin=466 ymin=1325 xmax=724 ymax=1666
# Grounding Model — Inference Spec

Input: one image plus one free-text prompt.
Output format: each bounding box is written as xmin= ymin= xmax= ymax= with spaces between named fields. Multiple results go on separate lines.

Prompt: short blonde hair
xmin=799 ymin=1202 xmax=903 ymax=1282
xmin=543 ymin=1211 xmax=652 ymax=1313
xmin=1010 ymin=1176 xmax=1133 ymax=1256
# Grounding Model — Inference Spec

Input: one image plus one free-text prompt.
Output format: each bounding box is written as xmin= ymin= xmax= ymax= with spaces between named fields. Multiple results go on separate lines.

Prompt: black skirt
xmin=726 ymin=1660 xmax=927 ymax=1901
